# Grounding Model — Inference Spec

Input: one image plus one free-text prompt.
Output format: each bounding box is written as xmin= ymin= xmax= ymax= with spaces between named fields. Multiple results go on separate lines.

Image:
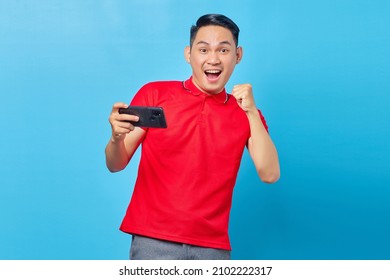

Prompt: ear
xmin=184 ymin=46 xmax=191 ymax=64
xmin=236 ymin=46 xmax=243 ymax=64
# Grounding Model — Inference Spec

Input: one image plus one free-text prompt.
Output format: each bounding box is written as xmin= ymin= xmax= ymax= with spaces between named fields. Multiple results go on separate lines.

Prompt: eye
xmin=219 ymin=48 xmax=230 ymax=54
xmin=199 ymin=48 xmax=207 ymax=54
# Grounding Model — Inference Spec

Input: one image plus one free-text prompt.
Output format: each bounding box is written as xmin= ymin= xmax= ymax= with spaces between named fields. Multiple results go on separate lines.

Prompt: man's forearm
xmin=105 ymin=137 xmax=130 ymax=173
xmin=247 ymin=109 xmax=280 ymax=183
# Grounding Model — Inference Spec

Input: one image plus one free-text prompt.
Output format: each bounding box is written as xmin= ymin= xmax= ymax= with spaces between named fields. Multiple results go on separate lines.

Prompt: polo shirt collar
xmin=182 ymin=77 xmax=228 ymax=104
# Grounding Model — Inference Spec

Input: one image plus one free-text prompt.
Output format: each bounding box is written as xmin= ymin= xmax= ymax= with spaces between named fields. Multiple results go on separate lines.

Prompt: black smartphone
xmin=118 ymin=106 xmax=167 ymax=128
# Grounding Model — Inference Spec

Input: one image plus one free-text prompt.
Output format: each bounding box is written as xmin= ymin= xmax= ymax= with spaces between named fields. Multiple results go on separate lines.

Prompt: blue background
xmin=1 ymin=0 xmax=389 ymax=260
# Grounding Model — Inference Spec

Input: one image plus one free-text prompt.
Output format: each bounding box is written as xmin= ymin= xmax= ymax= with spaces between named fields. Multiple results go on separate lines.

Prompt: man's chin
xmin=201 ymin=81 xmax=225 ymax=94
xmin=203 ymin=86 xmax=224 ymax=94
xmin=192 ymin=77 xmax=225 ymax=94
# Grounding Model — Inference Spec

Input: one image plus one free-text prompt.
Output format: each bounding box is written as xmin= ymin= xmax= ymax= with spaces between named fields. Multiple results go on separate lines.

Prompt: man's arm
xmin=105 ymin=102 xmax=146 ymax=172
xmin=232 ymin=84 xmax=280 ymax=183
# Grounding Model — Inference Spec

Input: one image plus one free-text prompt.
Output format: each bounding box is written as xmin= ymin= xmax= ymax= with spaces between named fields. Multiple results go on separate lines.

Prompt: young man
xmin=105 ymin=14 xmax=280 ymax=260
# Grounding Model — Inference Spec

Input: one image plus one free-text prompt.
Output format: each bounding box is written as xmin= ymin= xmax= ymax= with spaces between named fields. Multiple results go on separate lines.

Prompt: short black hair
xmin=190 ymin=14 xmax=240 ymax=47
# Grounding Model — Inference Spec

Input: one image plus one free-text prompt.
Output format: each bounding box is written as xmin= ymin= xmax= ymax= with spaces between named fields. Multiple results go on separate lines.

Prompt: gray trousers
xmin=130 ymin=235 xmax=231 ymax=260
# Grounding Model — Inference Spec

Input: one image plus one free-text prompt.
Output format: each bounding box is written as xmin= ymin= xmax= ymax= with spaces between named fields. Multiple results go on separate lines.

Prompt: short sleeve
xmin=129 ymin=83 xmax=156 ymax=107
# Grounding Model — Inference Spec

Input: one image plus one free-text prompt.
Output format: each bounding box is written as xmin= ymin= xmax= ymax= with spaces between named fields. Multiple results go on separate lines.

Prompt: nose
xmin=207 ymin=51 xmax=221 ymax=65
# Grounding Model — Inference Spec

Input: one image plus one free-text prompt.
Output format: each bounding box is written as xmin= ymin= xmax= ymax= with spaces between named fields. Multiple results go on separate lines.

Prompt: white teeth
xmin=205 ymin=70 xmax=221 ymax=74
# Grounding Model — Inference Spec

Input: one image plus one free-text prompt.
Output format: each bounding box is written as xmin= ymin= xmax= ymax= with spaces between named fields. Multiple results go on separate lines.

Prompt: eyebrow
xmin=196 ymin=40 xmax=232 ymax=46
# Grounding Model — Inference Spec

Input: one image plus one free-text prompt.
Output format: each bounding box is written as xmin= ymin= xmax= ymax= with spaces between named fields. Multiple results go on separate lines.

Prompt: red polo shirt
xmin=120 ymin=77 xmax=268 ymax=250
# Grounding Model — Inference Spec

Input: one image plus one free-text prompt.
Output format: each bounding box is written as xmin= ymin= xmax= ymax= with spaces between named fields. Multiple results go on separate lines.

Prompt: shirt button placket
xmin=197 ymin=96 xmax=207 ymax=127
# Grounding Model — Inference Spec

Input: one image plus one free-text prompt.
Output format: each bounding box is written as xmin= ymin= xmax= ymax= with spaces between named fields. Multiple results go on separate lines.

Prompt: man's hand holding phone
xmin=109 ymin=102 xmax=139 ymax=143
xmin=118 ymin=105 xmax=167 ymax=128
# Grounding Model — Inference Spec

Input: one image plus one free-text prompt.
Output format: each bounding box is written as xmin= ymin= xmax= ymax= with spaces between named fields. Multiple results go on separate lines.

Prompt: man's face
xmin=185 ymin=25 xmax=242 ymax=94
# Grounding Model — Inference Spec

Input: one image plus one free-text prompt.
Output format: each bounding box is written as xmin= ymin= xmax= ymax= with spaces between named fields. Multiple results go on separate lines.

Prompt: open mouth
xmin=204 ymin=69 xmax=222 ymax=80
